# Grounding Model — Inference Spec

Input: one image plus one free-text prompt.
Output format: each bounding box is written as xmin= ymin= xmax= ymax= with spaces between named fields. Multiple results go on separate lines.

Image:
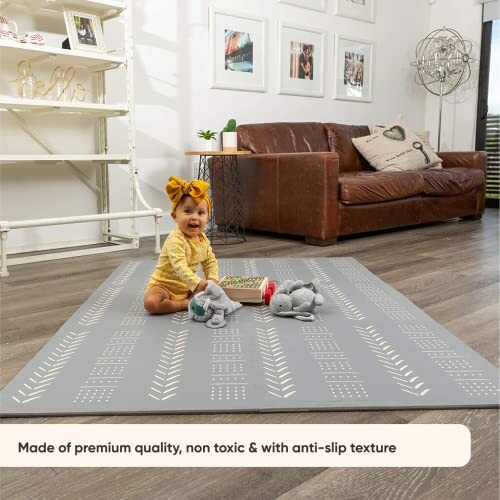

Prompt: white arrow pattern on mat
xmin=271 ymin=259 xmax=297 ymax=281
xmin=353 ymin=325 xmax=430 ymax=397
xmin=252 ymin=304 xmax=274 ymax=324
xmin=171 ymin=311 xmax=190 ymax=325
xmin=304 ymin=259 xmax=331 ymax=283
xmin=148 ymin=329 xmax=189 ymax=401
xmin=332 ymin=261 xmax=416 ymax=321
xmin=78 ymin=287 xmax=122 ymax=326
xmin=256 ymin=327 xmax=296 ymax=399
xmin=12 ymin=330 xmax=90 ymax=404
xmin=243 ymin=258 xmax=258 ymax=276
xmin=326 ymin=284 xmax=365 ymax=321
xmin=110 ymin=262 xmax=140 ymax=286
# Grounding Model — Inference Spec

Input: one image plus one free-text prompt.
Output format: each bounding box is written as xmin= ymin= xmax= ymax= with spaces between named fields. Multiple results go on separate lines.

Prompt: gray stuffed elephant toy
xmin=188 ymin=280 xmax=242 ymax=328
xmin=269 ymin=279 xmax=324 ymax=322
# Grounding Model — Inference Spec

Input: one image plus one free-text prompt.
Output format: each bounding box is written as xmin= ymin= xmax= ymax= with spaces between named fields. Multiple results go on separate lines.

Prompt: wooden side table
xmin=184 ymin=150 xmax=251 ymax=244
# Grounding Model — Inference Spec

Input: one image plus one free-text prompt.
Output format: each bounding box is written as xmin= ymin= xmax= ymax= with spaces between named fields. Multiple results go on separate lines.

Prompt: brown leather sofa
xmin=214 ymin=122 xmax=486 ymax=245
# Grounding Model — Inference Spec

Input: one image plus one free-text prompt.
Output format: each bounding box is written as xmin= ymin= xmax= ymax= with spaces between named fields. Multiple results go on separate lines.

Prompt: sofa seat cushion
xmin=422 ymin=167 xmax=484 ymax=196
xmin=339 ymin=171 xmax=424 ymax=205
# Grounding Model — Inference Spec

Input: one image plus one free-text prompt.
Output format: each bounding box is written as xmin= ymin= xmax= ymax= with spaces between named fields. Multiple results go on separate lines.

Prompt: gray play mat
xmin=1 ymin=258 xmax=498 ymax=416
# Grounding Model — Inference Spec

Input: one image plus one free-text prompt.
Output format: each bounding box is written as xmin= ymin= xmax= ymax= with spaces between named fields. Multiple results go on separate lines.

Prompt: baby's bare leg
xmin=144 ymin=286 xmax=189 ymax=314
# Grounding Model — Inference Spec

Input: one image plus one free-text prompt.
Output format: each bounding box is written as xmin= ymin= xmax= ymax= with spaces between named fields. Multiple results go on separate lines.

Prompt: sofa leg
xmin=305 ymin=236 xmax=338 ymax=246
xmin=460 ymin=215 xmax=483 ymax=221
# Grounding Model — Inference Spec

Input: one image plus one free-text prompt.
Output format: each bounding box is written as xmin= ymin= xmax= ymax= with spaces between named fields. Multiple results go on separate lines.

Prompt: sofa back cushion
xmin=323 ymin=123 xmax=372 ymax=172
xmin=237 ymin=122 xmax=329 ymax=154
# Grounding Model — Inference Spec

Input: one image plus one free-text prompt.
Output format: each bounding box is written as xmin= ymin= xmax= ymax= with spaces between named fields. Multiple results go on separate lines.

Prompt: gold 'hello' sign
xmin=10 ymin=60 xmax=88 ymax=102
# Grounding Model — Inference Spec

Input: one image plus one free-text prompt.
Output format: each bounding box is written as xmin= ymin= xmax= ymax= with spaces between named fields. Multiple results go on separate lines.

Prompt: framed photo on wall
xmin=209 ymin=8 xmax=267 ymax=92
xmin=278 ymin=23 xmax=326 ymax=97
xmin=335 ymin=0 xmax=375 ymax=23
xmin=63 ymin=9 xmax=106 ymax=52
xmin=333 ymin=34 xmax=374 ymax=102
xmin=278 ymin=0 xmax=328 ymax=13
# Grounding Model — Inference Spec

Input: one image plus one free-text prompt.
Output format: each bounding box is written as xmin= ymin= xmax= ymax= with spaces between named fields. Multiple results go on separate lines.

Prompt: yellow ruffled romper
xmin=147 ymin=226 xmax=219 ymax=300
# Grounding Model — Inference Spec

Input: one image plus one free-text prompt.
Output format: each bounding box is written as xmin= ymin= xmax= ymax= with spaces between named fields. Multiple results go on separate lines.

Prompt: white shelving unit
xmin=0 ymin=0 xmax=162 ymax=277
xmin=0 ymin=0 xmax=125 ymax=19
xmin=0 ymin=154 xmax=130 ymax=163
xmin=0 ymin=96 xmax=128 ymax=116
xmin=0 ymin=38 xmax=126 ymax=69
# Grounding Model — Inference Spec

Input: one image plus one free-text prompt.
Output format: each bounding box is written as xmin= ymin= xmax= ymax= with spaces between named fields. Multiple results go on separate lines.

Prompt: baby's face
xmin=172 ymin=197 xmax=209 ymax=239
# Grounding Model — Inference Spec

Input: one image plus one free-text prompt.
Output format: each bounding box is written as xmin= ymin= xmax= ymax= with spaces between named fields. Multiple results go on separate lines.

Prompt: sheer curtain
xmin=477 ymin=0 xmax=500 ymax=205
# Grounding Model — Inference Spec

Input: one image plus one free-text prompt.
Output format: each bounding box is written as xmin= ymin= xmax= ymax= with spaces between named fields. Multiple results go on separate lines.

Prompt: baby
xmin=143 ymin=176 xmax=219 ymax=314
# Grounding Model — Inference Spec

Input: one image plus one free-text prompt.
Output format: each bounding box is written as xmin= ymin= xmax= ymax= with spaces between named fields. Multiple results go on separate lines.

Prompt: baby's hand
xmin=194 ymin=280 xmax=209 ymax=293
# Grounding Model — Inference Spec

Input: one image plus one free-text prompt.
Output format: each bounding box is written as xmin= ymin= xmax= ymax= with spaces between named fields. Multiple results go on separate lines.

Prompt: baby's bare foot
xmin=181 ymin=298 xmax=190 ymax=311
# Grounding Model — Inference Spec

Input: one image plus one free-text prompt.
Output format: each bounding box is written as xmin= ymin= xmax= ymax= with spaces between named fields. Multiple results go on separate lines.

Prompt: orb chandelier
xmin=411 ymin=26 xmax=475 ymax=151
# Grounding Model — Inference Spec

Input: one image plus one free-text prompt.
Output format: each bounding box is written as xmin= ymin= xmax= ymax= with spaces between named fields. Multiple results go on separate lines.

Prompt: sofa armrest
xmin=437 ymin=151 xmax=487 ymax=216
xmin=438 ymin=151 xmax=487 ymax=173
xmin=237 ymin=152 xmax=340 ymax=240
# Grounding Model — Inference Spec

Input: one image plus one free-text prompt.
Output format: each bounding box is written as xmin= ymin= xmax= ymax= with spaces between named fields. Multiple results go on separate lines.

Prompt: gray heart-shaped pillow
xmin=383 ymin=125 xmax=406 ymax=141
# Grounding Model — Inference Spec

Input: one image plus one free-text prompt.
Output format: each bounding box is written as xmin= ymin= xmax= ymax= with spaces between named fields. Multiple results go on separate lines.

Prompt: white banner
xmin=0 ymin=424 xmax=470 ymax=468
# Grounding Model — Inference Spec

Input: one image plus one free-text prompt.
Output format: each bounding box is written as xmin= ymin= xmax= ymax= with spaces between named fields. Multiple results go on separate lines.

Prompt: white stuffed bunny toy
xmin=269 ymin=279 xmax=324 ymax=322
xmin=188 ymin=280 xmax=242 ymax=328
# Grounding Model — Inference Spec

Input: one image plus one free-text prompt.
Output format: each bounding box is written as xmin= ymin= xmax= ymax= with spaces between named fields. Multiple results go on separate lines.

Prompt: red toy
xmin=264 ymin=280 xmax=277 ymax=304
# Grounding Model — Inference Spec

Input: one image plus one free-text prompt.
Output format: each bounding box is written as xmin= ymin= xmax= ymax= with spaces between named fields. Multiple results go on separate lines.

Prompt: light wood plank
xmin=276 ymin=409 xmax=498 ymax=500
xmin=0 ymin=210 xmax=498 ymax=499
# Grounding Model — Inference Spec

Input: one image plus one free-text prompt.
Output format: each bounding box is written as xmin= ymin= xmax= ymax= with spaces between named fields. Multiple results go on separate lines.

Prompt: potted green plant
xmin=222 ymin=118 xmax=237 ymax=152
xmin=197 ymin=129 xmax=217 ymax=151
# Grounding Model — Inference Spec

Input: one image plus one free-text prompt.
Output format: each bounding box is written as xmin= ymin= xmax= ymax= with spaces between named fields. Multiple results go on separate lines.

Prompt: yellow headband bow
xmin=166 ymin=176 xmax=212 ymax=215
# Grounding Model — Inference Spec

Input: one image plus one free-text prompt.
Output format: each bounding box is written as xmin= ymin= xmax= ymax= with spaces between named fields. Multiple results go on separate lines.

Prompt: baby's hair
xmin=174 ymin=194 xmax=209 ymax=211
xmin=175 ymin=194 xmax=189 ymax=209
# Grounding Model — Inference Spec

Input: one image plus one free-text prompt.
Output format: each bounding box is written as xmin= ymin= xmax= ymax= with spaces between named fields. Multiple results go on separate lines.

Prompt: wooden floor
xmin=1 ymin=211 xmax=499 ymax=500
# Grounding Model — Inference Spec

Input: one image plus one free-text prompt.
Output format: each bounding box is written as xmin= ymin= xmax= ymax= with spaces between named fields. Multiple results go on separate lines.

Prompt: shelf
xmin=0 ymin=96 xmax=128 ymax=116
xmin=0 ymin=154 xmax=130 ymax=164
xmin=0 ymin=0 xmax=125 ymax=20
xmin=0 ymin=0 xmax=163 ymax=279
xmin=0 ymin=40 xmax=125 ymax=70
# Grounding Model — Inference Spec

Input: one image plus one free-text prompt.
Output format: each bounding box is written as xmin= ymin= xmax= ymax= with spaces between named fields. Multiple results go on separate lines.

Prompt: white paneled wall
xmin=2 ymin=0 xmax=437 ymax=250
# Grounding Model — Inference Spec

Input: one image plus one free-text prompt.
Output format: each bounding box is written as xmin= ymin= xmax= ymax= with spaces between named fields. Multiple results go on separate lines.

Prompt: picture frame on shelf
xmin=278 ymin=23 xmax=326 ymax=98
xmin=209 ymin=8 xmax=266 ymax=93
xmin=335 ymin=0 xmax=375 ymax=23
xmin=333 ymin=34 xmax=374 ymax=102
xmin=63 ymin=8 xmax=106 ymax=52
xmin=278 ymin=0 xmax=328 ymax=13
